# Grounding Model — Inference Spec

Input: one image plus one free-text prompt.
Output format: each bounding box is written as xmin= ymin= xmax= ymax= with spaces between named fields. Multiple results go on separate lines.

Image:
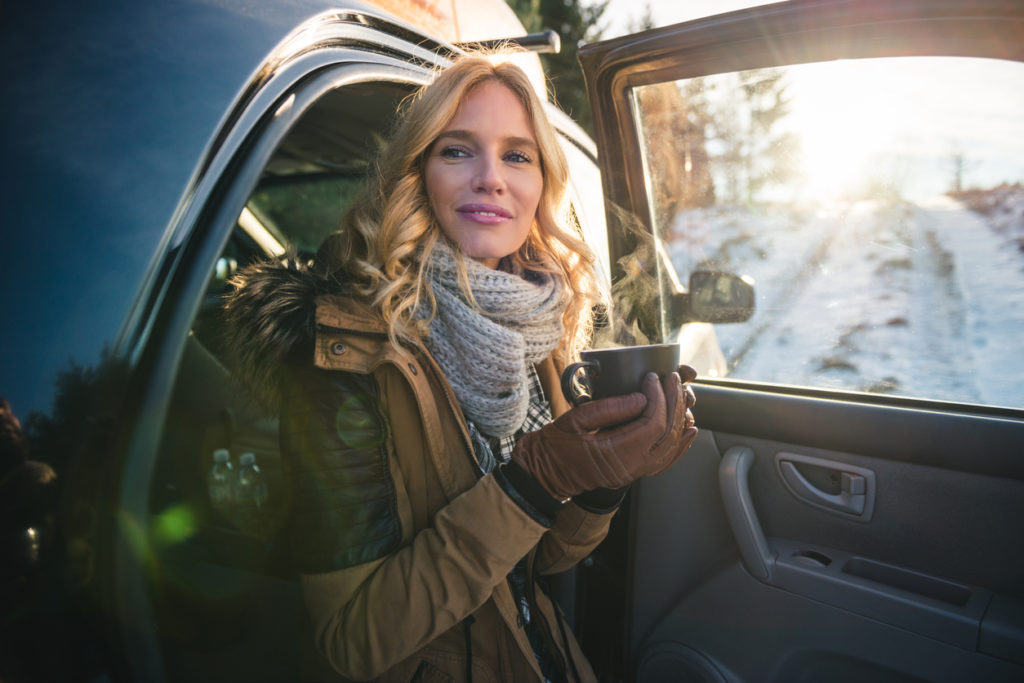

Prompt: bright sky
xmin=763 ymin=57 xmax=1024 ymax=200
xmin=585 ymin=0 xmax=1024 ymax=200
xmin=593 ymin=0 xmax=773 ymax=36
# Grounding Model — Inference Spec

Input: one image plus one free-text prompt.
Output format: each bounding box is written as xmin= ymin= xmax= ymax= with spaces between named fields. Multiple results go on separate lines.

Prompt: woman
xmin=226 ymin=53 xmax=697 ymax=682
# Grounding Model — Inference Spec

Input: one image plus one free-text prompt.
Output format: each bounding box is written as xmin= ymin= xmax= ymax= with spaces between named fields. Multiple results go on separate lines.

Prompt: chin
xmin=461 ymin=244 xmax=516 ymax=268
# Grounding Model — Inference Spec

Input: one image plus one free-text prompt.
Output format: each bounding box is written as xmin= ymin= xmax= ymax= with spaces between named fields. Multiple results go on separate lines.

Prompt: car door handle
xmin=779 ymin=461 xmax=865 ymax=514
xmin=776 ymin=453 xmax=876 ymax=522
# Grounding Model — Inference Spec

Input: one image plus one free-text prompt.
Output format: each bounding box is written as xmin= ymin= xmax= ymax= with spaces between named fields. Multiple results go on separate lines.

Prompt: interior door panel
xmin=628 ymin=385 xmax=1024 ymax=682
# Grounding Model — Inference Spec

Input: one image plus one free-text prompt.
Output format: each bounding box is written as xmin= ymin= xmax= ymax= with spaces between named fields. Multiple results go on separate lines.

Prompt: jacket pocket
xmin=402 ymin=646 xmax=498 ymax=683
xmin=409 ymin=658 xmax=451 ymax=683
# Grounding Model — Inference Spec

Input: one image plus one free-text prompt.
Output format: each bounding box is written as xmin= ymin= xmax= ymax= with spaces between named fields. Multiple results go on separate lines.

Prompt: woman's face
xmin=425 ymin=80 xmax=544 ymax=269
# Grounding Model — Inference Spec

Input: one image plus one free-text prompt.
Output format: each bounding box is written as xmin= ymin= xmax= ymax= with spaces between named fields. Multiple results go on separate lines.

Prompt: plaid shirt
xmin=467 ymin=363 xmax=551 ymax=475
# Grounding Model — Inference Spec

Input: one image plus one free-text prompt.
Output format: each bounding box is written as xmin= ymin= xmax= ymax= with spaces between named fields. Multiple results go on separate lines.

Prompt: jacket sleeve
xmin=527 ymin=356 xmax=625 ymax=574
xmin=281 ymin=366 xmax=548 ymax=680
xmin=534 ymin=498 xmax=617 ymax=575
xmin=489 ymin=463 xmax=623 ymax=576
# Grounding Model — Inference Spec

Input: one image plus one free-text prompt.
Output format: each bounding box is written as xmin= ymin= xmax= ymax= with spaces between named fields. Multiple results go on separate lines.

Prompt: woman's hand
xmin=511 ymin=371 xmax=697 ymax=500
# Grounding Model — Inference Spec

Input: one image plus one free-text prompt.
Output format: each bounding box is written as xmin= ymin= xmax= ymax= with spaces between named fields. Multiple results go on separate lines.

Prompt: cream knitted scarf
xmin=419 ymin=242 xmax=566 ymax=438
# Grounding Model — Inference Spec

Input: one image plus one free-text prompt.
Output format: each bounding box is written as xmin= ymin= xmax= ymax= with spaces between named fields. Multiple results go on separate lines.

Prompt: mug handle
xmin=560 ymin=360 xmax=598 ymax=406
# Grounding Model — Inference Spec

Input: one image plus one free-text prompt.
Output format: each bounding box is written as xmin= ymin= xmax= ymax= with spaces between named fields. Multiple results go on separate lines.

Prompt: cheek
xmin=424 ymin=163 xmax=444 ymax=209
xmin=522 ymin=174 xmax=544 ymax=220
xmin=528 ymin=183 xmax=552 ymax=228
xmin=425 ymin=164 xmax=464 ymax=243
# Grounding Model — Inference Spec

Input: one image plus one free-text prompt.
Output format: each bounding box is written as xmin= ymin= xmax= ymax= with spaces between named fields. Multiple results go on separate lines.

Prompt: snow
xmin=668 ymin=186 xmax=1024 ymax=408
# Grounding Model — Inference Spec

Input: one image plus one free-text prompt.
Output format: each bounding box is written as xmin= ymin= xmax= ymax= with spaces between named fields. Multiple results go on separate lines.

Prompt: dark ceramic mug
xmin=560 ymin=343 xmax=684 ymax=406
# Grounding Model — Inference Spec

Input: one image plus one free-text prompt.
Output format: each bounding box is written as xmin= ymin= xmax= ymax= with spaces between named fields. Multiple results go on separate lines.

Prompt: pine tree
xmin=506 ymin=0 xmax=609 ymax=135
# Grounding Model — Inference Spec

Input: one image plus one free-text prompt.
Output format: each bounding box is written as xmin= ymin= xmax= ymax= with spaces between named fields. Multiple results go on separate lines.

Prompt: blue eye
xmin=440 ymin=145 xmax=470 ymax=159
xmin=505 ymin=150 xmax=532 ymax=163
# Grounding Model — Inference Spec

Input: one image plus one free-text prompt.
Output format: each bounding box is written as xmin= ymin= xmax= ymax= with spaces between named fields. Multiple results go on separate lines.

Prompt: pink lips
xmin=456 ymin=203 xmax=513 ymax=225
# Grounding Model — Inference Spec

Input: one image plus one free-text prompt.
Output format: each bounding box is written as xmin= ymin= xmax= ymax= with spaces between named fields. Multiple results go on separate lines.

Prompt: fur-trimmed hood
xmin=221 ymin=256 xmax=342 ymax=410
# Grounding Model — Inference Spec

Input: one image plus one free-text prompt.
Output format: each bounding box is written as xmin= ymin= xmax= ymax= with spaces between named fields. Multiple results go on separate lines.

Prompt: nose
xmin=473 ymin=153 xmax=506 ymax=194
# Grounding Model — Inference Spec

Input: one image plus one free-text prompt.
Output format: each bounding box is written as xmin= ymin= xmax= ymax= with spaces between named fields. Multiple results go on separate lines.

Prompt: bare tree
xmin=507 ymin=0 xmax=609 ymax=134
xmin=948 ymin=146 xmax=970 ymax=195
xmin=634 ymin=80 xmax=716 ymax=230
xmin=710 ymin=68 xmax=799 ymax=205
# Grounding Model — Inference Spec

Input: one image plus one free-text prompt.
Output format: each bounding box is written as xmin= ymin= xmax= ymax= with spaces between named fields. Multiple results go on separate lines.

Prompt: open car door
xmin=576 ymin=1 xmax=1024 ymax=681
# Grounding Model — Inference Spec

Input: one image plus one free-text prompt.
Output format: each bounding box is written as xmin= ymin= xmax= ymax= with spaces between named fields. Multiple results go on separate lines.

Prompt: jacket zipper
xmin=527 ymin=555 xmax=575 ymax=683
xmin=463 ymin=614 xmax=476 ymax=683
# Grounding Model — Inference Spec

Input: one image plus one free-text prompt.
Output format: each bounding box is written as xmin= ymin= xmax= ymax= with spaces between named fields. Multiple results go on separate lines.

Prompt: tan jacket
xmin=288 ymin=295 xmax=613 ymax=682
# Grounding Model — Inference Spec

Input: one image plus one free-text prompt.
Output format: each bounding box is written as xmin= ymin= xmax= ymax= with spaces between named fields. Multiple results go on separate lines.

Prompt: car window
xmin=631 ymin=55 xmax=1024 ymax=409
xmin=244 ymin=80 xmax=413 ymax=253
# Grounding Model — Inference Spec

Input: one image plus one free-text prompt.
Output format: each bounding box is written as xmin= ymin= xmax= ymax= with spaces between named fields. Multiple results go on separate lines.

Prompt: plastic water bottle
xmin=207 ymin=448 xmax=234 ymax=519
xmin=235 ymin=452 xmax=269 ymax=537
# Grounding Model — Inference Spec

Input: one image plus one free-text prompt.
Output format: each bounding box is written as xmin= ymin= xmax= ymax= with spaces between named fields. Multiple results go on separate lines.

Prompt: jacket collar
xmin=314 ymin=294 xmax=387 ymax=335
xmin=313 ymin=294 xmax=403 ymax=374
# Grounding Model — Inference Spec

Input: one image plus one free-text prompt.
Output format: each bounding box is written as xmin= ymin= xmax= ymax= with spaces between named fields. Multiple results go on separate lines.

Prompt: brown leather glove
xmin=677 ymin=364 xmax=698 ymax=383
xmin=512 ymin=371 xmax=698 ymax=500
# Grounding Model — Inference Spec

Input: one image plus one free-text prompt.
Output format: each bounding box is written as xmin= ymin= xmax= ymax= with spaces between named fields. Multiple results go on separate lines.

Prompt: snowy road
xmin=670 ymin=193 xmax=1024 ymax=407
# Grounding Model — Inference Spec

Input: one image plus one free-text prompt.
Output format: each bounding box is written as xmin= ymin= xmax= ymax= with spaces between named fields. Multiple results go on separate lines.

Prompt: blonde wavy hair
xmin=319 ymin=52 xmax=602 ymax=361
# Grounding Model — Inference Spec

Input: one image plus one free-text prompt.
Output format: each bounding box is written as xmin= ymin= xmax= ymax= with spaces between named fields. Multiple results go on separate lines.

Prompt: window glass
xmin=632 ymin=56 xmax=1024 ymax=409
xmin=247 ymin=80 xmax=413 ymax=252
xmin=247 ymin=174 xmax=366 ymax=253
xmin=153 ymin=79 xmax=414 ymax=585
xmin=149 ymin=71 xmax=421 ymax=681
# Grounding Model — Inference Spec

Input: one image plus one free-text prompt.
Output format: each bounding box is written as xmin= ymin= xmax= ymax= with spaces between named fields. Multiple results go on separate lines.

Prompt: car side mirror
xmin=611 ymin=234 xmax=755 ymax=338
xmin=687 ymin=271 xmax=755 ymax=323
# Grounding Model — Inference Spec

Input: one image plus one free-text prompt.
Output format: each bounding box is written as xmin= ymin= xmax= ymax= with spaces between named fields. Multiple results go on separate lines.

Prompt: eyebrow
xmin=435 ymin=129 xmax=538 ymax=151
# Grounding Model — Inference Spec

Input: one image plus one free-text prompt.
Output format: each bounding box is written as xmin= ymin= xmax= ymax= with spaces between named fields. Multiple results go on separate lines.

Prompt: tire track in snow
xmin=906 ymin=207 xmax=978 ymax=401
xmin=917 ymin=197 xmax=1024 ymax=407
xmin=674 ymin=197 xmax=1023 ymax=404
xmin=722 ymin=211 xmax=842 ymax=374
